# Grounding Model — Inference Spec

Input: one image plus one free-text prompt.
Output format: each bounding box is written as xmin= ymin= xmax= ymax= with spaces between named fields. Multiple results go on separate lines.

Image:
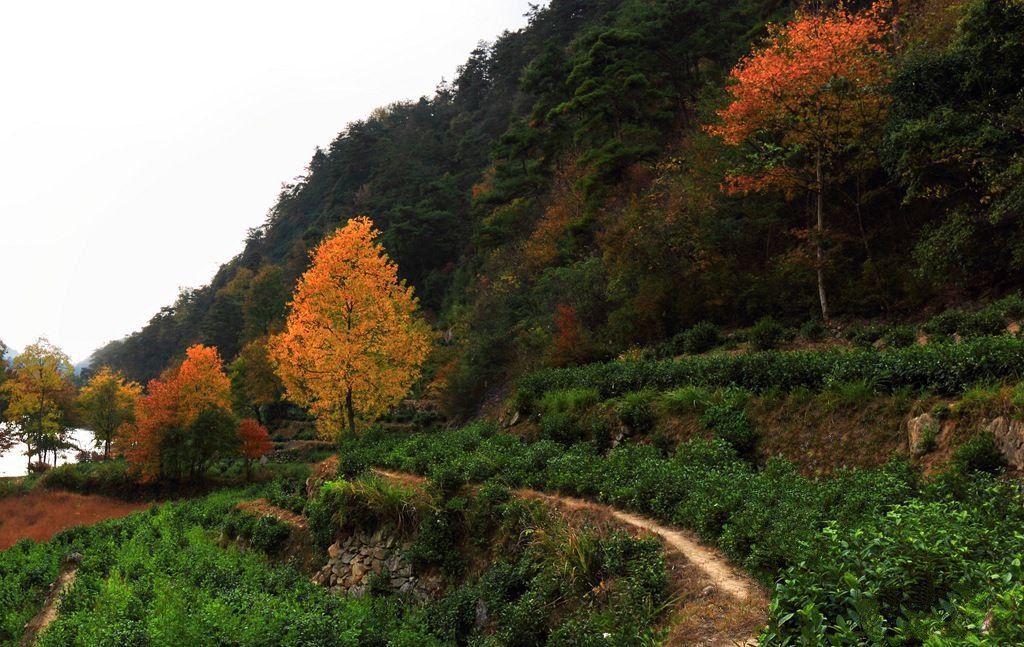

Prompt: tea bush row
xmin=517 ymin=336 xmax=1024 ymax=410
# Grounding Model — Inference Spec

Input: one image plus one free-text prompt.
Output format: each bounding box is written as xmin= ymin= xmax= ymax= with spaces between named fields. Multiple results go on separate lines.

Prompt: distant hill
xmin=90 ymin=0 xmax=1024 ymax=415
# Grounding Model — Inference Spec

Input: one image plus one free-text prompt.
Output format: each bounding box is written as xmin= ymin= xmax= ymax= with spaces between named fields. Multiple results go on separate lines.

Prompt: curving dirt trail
xmin=371 ymin=467 xmax=766 ymax=645
xmin=526 ymin=490 xmax=754 ymax=602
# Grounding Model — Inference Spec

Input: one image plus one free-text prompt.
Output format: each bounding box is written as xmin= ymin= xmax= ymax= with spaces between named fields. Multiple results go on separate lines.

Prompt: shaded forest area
xmin=91 ymin=0 xmax=1024 ymax=415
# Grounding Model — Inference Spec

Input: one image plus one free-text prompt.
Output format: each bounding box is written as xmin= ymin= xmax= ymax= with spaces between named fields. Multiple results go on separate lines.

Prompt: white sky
xmin=0 ymin=0 xmax=535 ymax=363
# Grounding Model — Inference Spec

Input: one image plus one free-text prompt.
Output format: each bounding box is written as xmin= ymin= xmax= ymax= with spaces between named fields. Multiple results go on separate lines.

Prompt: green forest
xmin=4 ymin=0 xmax=1024 ymax=645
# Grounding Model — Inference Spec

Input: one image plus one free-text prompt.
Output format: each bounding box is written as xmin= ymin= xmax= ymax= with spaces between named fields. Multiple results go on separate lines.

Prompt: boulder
xmin=907 ymin=413 xmax=936 ymax=453
xmin=987 ymin=417 xmax=1024 ymax=468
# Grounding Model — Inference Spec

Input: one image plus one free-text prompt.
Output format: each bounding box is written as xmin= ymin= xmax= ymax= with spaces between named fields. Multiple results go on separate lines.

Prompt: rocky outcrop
xmin=986 ymin=417 xmax=1024 ymax=468
xmin=907 ymin=413 xmax=938 ymax=455
xmin=311 ymin=528 xmax=441 ymax=601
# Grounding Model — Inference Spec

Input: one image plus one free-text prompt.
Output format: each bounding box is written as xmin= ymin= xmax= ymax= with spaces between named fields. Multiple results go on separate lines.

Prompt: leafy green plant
xmin=660 ymin=385 xmax=711 ymax=415
xmin=799 ymin=319 xmax=826 ymax=342
xmin=883 ymin=324 xmax=916 ymax=348
xmin=952 ymin=432 xmax=1006 ymax=475
xmin=681 ymin=321 xmax=721 ymax=355
xmin=699 ymin=391 xmax=757 ymax=456
xmin=536 ymin=387 xmax=600 ymax=416
xmin=748 ymin=316 xmax=786 ymax=351
xmin=250 ymin=515 xmax=291 ymax=553
xmin=539 ymin=411 xmax=586 ymax=445
xmin=616 ymin=390 xmax=656 ymax=434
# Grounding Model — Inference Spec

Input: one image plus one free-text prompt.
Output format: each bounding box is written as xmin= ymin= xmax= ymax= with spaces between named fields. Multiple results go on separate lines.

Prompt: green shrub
xmin=616 ymin=391 xmax=656 ymax=434
xmin=536 ymin=387 xmax=600 ymax=416
xmin=883 ymin=324 xmax=916 ymax=348
xmin=924 ymin=308 xmax=970 ymax=338
xmin=516 ymin=336 xmax=1024 ymax=412
xmin=1011 ymin=382 xmax=1024 ymax=414
xmin=660 ymin=385 xmax=711 ymax=415
xmin=799 ymin=319 xmax=826 ymax=342
xmin=765 ymin=497 xmax=1011 ymax=644
xmin=953 ymin=432 xmax=1006 ymax=474
xmin=748 ymin=316 xmax=785 ymax=351
xmin=847 ymin=323 xmax=887 ymax=348
xmin=699 ymin=392 xmax=757 ymax=456
xmin=824 ymin=378 xmax=879 ymax=408
xmin=681 ymin=321 xmax=721 ymax=354
xmin=539 ymin=412 xmax=586 ymax=445
xmin=37 ymin=460 xmax=142 ymax=499
xmin=250 ymin=515 xmax=291 ymax=553
xmin=992 ymin=293 xmax=1024 ymax=320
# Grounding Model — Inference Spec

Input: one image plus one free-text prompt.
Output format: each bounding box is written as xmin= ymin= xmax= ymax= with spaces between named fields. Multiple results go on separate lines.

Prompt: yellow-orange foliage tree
xmin=271 ymin=216 xmax=432 ymax=437
xmin=76 ymin=367 xmax=141 ymax=459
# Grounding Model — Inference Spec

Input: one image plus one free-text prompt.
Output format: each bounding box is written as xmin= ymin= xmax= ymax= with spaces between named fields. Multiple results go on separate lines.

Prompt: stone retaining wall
xmin=310 ymin=528 xmax=441 ymax=600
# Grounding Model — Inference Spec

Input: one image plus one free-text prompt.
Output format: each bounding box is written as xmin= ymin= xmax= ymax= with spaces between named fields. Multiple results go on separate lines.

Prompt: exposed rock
xmin=328 ymin=542 xmax=342 ymax=559
xmin=907 ymin=413 xmax=937 ymax=454
xmin=351 ymin=562 xmax=366 ymax=581
xmin=701 ymin=585 xmax=716 ymax=598
xmin=475 ymin=598 xmax=490 ymax=629
xmin=987 ymin=417 xmax=1024 ymax=468
xmin=314 ymin=526 xmax=439 ymax=601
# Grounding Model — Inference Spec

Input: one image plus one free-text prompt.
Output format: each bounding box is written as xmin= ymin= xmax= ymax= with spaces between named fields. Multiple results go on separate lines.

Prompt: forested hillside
xmin=91 ymin=0 xmax=1024 ymax=416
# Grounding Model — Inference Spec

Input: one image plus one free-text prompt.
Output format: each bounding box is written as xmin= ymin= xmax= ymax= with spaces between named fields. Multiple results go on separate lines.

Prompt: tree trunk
xmin=104 ymin=439 xmax=110 ymax=461
xmin=345 ymin=386 xmax=356 ymax=437
xmin=815 ymin=148 xmax=830 ymax=323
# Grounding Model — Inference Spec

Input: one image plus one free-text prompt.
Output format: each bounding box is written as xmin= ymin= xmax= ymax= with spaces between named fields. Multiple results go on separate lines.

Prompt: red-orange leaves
xmin=707 ymin=2 xmax=893 ymax=194
xmin=238 ymin=418 xmax=272 ymax=461
xmin=118 ymin=344 xmax=233 ymax=482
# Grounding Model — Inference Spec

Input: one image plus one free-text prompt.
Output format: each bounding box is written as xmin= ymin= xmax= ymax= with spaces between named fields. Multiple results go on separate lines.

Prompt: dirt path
xmin=20 ymin=553 xmax=81 ymax=646
xmin=371 ymin=468 xmax=766 ymax=645
xmin=527 ymin=490 xmax=754 ymax=602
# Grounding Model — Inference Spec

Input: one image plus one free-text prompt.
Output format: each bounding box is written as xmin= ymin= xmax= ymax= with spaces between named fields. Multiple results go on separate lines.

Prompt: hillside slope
xmin=91 ymin=0 xmax=1024 ymax=418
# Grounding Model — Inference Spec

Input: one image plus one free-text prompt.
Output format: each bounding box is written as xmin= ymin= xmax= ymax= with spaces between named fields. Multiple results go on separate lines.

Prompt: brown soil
xmin=0 ymin=491 xmax=150 ymax=550
xmin=749 ymin=394 xmax=913 ymax=476
xmin=237 ymin=498 xmax=307 ymax=530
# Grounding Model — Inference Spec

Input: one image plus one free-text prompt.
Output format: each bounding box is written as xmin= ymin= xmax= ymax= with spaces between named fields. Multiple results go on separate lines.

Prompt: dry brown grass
xmin=0 ymin=490 xmax=149 ymax=550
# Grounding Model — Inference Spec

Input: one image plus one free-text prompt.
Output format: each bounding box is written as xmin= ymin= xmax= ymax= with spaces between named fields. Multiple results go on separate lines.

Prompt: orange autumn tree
xmin=271 ymin=216 xmax=432 ymax=438
xmin=238 ymin=418 xmax=272 ymax=479
xmin=118 ymin=344 xmax=235 ymax=482
xmin=707 ymin=2 xmax=893 ymax=321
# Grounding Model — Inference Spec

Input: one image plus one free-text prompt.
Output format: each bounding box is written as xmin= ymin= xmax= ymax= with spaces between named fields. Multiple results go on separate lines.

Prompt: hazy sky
xmin=0 ymin=0 xmax=535 ymax=363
